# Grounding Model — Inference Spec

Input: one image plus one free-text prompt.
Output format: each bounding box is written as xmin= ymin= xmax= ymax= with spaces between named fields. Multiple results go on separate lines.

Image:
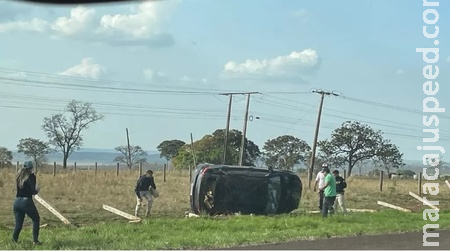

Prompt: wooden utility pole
xmin=308 ymin=89 xmax=339 ymax=188
xmin=222 ymin=94 xmax=233 ymax=164
xmin=238 ymin=93 xmax=258 ymax=166
xmin=190 ymin=133 xmax=197 ymax=168
xmin=126 ymin=128 xmax=132 ymax=169
xmin=220 ymin=92 xmax=259 ymax=165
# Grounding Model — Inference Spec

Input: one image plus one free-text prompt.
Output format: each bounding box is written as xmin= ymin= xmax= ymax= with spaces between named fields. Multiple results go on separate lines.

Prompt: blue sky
xmin=0 ymin=0 xmax=449 ymax=161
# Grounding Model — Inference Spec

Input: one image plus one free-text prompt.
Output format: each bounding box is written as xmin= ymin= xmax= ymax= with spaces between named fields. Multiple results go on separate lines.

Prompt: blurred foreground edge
xmin=16 ymin=0 xmax=158 ymax=4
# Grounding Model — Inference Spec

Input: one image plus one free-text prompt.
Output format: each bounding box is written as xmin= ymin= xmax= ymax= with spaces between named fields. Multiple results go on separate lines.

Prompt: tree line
xmin=0 ymin=99 xmax=406 ymax=177
xmin=156 ymin=121 xmax=406 ymax=176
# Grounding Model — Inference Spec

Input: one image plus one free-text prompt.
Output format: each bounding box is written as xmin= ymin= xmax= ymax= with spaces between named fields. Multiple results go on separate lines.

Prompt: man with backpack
xmin=134 ymin=170 xmax=157 ymax=217
xmin=332 ymin=170 xmax=347 ymax=214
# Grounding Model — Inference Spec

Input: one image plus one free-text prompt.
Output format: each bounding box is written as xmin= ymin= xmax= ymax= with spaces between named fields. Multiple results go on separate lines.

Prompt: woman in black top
xmin=12 ymin=161 xmax=41 ymax=245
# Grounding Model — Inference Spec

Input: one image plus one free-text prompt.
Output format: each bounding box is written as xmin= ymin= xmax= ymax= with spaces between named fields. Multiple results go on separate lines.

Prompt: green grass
xmin=1 ymin=169 xmax=449 ymax=249
xmin=1 ymin=210 xmax=449 ymax=250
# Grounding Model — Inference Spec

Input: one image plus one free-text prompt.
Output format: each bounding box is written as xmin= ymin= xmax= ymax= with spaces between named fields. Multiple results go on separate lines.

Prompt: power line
xmin=340 ymin=95 xmax=450 ymax=120
xmin=0 ymin=67 xmax=310 ymax=95
xmin=4 ymin=91 xmax=450 ymax=140
xmin=255 ymin=95 xmax=450 ymax=138
xmin=3 ymin=98 xmax=450 ymax=143
xmin=3 ymin=66 xmax=449 ymax=146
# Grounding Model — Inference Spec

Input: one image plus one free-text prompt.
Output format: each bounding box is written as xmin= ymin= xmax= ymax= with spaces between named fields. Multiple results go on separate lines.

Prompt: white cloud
xmin=0 ymin=1 xmax=178 ymax=47
xmin=0 ymin=18 xmax=48 ymax=33
xmin=221 ymin=48 xmax=320 ymax=83
xmin=447 ymin=56 xmax=450 ymax=63
xmin=59 ymin=58 xmax=106 ymax=79
xmin=51 ymin=6 xmax=95 ymax=36
xmin=97 ymin=1 xmax=169 ymax=38
xmin=396 ymin=69 xmax=404 ymax=75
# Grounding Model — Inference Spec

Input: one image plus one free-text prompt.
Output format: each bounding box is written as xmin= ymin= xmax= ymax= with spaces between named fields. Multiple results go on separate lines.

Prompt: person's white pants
xmin=334 ymin=193 xmax=347 ymax=213
xmin=135 ymin=191 xmax=153 ymax=217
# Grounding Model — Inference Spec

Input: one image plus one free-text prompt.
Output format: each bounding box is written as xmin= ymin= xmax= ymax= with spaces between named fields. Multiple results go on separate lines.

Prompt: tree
xmin=42 ymin=100 xmax=104 ymax=169
xmin=0 ymin=147 xmax=13 ymax=168
xmin=318 ymin=121 xmax=386 ymax=177
xmin=114 ymin=145 xmax=148 ymax=169
xmin=156 ymin=139 xmax=186 ymax=161
xmin=17 ymin=138 xmax=52 ymax=170
xmin=262 ymin=135 xmax=310 ymax=171
xmin=373 ymin=142 xmax=404 ymax=176
xmin=171 ymin=129 xmax=261 ymax=169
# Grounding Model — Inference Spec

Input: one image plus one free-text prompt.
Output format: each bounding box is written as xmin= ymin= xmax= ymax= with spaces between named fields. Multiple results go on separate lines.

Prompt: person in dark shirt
xmin=134 ymin=170 xmax=157 ymax=217
xmin=12 ymin=161 xmax=42 ymax=245
xmin=332 ymin=170 xmax=348 ymax=214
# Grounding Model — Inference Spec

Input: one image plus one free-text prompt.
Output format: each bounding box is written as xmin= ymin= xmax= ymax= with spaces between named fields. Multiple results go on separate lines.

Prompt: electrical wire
xmin=2 ymin=68 xmax=448 ymax=143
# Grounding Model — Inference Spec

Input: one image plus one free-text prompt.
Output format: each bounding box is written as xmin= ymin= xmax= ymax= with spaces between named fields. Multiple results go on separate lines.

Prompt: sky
xmin=0 ymin=0 xmax=449 ymax=162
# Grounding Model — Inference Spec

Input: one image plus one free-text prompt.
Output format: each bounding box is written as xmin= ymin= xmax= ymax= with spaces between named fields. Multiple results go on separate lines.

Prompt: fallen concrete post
xmin=102 ymin=204 xmax=141 ymax=221
xmin=34 ymin=195 xmax=71 ymax=225
xmin=408 ymin=191 xmax=439 ymax=210
xmin=377 ymin=201 xmax=412 ymax=212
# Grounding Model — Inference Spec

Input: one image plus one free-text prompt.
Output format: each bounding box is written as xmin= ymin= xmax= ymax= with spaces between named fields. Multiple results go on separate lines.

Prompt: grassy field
xmin=0 ymin=168 xmax=449 ymax=249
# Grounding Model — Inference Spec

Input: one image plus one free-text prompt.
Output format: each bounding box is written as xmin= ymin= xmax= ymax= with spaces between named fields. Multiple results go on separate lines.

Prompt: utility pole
xmin=239 ymin=93 xmax=251 ymax=166
xmin=238 ymin=93 xmax=257 ymax=166
xmin=308 ymin=89 xmax=339 ymax=188
xmin=190 ymin=133 xmax=197 ymax=168
xmin=126 ymin=128 xmax=132 ymax=169
xmin=222 ymin=94 xmax=233 ymax=164
xmin=220 ymin=92 xmax=259 ymax=165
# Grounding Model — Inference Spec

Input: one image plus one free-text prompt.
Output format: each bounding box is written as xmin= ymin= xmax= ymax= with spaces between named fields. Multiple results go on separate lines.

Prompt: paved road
xmin=226 ymin=230 xmax=449 ymax=250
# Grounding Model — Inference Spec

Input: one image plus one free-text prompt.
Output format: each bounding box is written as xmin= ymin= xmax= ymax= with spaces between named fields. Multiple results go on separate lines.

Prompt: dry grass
xmin=0 ymin=169 xmax=449 ymax=228
xmin=0 ymin=168 xmax=190 ymax=228
xmin=299 ymin=174 xmax=450 ymax=213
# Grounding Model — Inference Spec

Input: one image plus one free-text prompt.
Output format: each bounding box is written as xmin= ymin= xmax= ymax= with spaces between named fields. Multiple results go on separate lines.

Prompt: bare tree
xmin=114 ymin=145 xmax=148 ymax=169
xmin=17 ymin=138 xmax=52 ymax=170
xmin=42 ymin=100 xmax=104 ymax=169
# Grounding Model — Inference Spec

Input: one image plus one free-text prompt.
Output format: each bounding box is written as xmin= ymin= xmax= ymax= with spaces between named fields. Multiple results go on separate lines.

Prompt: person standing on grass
xmin=318 ymin=167 xmax=336 ymax=218
xmin=12 ymin=161 xmax=42 ymax=245
xmin=333 ymin=170 xmax=348 ymax=214
xmin=313 ymin=163 xmax=327 ymax=211
xmin=134 ymin=170 xmax=157 ymax=217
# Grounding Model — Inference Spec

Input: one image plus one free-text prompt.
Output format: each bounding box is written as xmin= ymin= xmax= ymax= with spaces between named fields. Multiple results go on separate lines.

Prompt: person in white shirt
xmin=313 ymin=163 xmax=327 ymax=211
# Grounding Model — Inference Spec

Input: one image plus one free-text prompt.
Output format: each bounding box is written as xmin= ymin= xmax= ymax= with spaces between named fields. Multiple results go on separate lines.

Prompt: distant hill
xmin=11 ymin=148 xmax=166 ymax=165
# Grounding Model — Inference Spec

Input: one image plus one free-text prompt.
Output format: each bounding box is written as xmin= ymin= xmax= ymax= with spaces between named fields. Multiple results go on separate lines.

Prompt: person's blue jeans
xmin=12 ymin=197 xmax=40 ymax=242
xmin=322 ymin=196 xmax=336 ymax=218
